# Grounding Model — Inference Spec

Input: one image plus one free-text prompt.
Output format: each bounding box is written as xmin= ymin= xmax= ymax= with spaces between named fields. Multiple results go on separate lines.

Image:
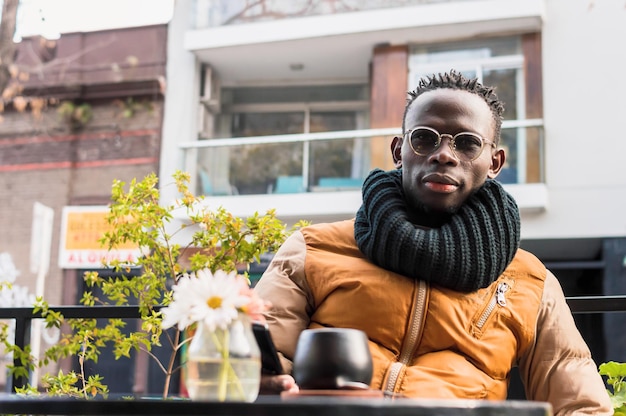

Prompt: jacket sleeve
xmin=519 ymin=271 xmax=612 ymax=415
xmin=253 ymin=231 xmax=313 ymax=374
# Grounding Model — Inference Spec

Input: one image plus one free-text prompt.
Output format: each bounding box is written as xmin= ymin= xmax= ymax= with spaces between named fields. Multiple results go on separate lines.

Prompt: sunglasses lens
xmin=410 ymin=129 xmax=439 ymax=155
xmin=453 ymin=134 xmax=483 ymax=160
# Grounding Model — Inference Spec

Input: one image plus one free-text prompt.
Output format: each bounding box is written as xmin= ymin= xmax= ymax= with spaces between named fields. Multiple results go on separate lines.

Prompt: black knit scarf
xmin=354 ymin=168 xmax=521 ymax=292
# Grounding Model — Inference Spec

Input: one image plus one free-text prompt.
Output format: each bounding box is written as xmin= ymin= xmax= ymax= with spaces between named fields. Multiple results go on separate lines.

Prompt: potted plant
xmin=28 ymin=170 xmax=304 ymax=399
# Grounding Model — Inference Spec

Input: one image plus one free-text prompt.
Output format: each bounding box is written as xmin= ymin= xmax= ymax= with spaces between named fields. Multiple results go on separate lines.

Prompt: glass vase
xmin=184 ymin=314 xmax=261 ymax=402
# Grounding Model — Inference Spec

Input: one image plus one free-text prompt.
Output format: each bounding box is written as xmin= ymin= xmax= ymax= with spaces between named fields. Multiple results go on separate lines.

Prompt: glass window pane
xmin=410 ymin=37 xmax=520 ymax=65
xmin=408 ymin=37 xmax=522 ymax=90
xmin=223 ymin=84 xmax=368 ymax=105
xmin=202 ymin=84 xmax=371 ymax=195
xmin=229 ymin=112 xmax=305 ymax=195
xmin=309 ymin=112 xmax=358 ymax=188
xmin=497 ymin=125 xmax=544 ymax=185
xmin=499 ymin=128 xmax=519 ymax=184
xmin=484 ymin=68 xmax=520 ymax=121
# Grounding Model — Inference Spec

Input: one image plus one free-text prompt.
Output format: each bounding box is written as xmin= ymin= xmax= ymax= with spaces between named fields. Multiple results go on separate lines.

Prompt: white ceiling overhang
xmin=184 ymin=0 xmax=544 ymax=85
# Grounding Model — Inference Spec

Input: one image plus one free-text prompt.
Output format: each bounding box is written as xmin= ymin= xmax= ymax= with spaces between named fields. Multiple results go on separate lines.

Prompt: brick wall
xmin=0 ymin=100 xmax=163 ymax=305
xmin=0 ymin=25 xmax=167 ymax=306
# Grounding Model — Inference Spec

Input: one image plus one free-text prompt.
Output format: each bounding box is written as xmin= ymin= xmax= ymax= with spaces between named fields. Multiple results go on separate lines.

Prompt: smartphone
xmin=252 ymin=321 xmax=285 ymax=375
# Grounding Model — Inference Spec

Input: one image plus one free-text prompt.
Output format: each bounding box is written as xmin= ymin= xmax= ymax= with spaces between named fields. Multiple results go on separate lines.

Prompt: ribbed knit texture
xmin=354 ymin=168 xmax=521 ymax=292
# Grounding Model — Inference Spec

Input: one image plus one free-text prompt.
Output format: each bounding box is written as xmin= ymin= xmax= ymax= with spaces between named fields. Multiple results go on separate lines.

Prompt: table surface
xmin=0 ymin=394 xmax=552 ymax=416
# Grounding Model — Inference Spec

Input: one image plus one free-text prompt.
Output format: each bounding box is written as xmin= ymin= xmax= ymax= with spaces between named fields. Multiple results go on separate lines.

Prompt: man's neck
xmin=406 ymin=197 xmax=455 ymax=228
xmin=407 ymin=209 xmax=452 ymax=228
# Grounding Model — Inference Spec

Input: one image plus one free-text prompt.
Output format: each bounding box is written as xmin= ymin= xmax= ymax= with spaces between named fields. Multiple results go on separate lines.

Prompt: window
xmin=408 ymin=36 xmax=543 ymax=184
xmin=197 ymin=84 xmax=370 ymax=195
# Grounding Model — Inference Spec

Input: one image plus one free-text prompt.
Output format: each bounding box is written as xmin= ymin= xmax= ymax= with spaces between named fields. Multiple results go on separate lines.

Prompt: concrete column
xmin=159 ymin=0 xmax=200 ymax=204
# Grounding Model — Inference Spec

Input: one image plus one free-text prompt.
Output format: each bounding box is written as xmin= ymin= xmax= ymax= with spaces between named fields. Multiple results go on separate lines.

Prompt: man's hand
xmin=260 ymin=374 xmax=299 ymax=394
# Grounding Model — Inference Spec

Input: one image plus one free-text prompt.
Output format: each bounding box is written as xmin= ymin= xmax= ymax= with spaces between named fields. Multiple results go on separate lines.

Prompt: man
xmin=254 ymin=70 xmax=612 ymax=415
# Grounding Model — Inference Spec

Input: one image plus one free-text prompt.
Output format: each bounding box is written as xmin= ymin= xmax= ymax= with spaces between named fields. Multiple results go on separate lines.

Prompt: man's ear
xmin=391 ymin=136 xmax=403 ymax=168
xmin=487 ymin=148 xmax=506 ymax=179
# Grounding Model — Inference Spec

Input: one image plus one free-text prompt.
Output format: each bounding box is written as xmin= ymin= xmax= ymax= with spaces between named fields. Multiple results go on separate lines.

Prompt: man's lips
xmin=422 ymin=173 xmax=460 ymax=193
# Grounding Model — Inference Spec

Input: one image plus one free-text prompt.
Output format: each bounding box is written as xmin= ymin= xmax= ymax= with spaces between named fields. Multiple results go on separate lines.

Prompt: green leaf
xmin=600 ymin=361 xmax=626 ymax=378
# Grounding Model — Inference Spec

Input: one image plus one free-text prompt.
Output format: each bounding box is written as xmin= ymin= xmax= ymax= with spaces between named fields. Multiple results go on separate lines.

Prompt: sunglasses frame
xmin=404 ymin=126 xmax=496 ymax=161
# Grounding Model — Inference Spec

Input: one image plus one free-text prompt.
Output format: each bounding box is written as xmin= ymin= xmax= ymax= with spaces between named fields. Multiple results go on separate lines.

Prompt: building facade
xmin=161 ymin=0 xmax=626 ymax=394
xmin=0 ymin=24 xmax=167 ymax=392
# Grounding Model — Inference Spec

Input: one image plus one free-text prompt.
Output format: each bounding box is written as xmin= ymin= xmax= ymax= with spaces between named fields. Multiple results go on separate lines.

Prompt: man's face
xmin=392 ymin=89 xmax=505 ymax=214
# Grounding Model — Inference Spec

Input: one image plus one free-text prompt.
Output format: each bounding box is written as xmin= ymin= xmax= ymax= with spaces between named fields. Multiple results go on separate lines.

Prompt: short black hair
xmin=403 ymin=69 xmax=505 ymax=144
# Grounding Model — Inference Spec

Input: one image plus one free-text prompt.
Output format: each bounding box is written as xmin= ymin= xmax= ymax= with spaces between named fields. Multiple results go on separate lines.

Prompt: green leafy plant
xmin=32 ymin=170 xmax=305 ymax=398
xmin=57 ymin=101 xmax=93 ymax=131
xmin=113 ymin=97 xmax=154 ymax=118
xmin=599 ymin=361 xmax=626 ymax=415
xmin=1 ymin=320 xmax=35 ymax=383
xmin=31 ymin=301 xmax=117 ymax=399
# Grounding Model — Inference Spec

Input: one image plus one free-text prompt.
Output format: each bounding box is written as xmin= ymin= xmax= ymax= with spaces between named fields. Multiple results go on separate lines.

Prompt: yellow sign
xmin=58 ymin=206 xmax=141 ymax=269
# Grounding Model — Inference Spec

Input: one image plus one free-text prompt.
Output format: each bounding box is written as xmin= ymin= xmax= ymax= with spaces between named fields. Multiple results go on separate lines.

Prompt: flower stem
xmin=210 ymin=325 xmax=247 ymax=401
xmin=211 ymin=329 xmax=229 ymax=401
xmin=227 ymin=361 xmax=246 ymax=399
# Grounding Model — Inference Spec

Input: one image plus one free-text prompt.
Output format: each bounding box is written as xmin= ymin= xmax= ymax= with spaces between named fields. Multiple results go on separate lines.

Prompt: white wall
xmin=520 ymin=0 xmax=626 ymax=239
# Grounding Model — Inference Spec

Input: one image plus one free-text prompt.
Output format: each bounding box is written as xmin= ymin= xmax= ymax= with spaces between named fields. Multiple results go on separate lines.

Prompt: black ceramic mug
xmin=292 ymin=327 xmax=373 ymax=390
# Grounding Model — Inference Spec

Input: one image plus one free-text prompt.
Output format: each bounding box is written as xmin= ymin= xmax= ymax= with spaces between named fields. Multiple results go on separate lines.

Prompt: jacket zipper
xmin=475 ymin=281 xmax=510 ymax=329
xmin=384 ymin=279 xmax=427 ymax=393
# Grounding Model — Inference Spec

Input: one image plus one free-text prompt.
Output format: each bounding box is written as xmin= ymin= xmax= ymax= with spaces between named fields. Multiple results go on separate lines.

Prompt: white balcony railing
xmin=180 ymin=120 xmax=544 ymax=198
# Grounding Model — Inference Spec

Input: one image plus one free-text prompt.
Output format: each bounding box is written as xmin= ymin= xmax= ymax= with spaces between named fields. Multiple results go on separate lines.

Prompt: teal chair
xmin=198 ymin=169 xmax=238 ymax=195
xmin=199 ymin=169 xmax=214 ymax=195
xmin=318 ymin=177 xmax=363 ymax=189
xmin=274 ymin=176 xmax=306 ymax=193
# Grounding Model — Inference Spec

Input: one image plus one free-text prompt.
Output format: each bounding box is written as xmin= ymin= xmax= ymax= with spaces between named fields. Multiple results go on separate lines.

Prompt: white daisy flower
xmin=190 ymin=269 xmax=252 ymax=331
xmin=161 ymin=274 xmax=196 ymax=330
xmin=160 ymin=268 xmax=254 ymax=332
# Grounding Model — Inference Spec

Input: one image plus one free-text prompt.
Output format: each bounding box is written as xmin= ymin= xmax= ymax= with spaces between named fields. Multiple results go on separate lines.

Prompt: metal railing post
xmin=11 ymin=313 xmax=32 ymax=391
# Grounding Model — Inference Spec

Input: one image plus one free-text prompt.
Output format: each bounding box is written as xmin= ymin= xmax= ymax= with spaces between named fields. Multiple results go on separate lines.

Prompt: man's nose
xmin=428 ymin=136 xmax=459 ymax=165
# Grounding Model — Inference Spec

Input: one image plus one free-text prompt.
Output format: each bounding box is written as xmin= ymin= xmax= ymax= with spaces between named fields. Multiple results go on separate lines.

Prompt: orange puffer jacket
xmin=302 ymin=219 xmax=545 ymax=398
xmin=255 ymin=220 xmax=612 ymax=415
